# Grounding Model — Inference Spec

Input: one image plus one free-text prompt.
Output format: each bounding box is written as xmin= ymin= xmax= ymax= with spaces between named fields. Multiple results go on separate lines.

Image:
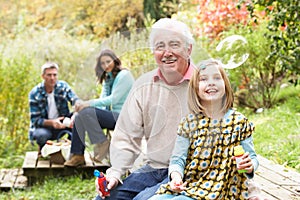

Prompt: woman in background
xmin=64 ymin=49 xmax=135 ymax=167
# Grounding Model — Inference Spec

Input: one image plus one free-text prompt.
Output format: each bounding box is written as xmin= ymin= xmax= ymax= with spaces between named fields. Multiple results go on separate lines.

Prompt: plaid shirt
xmin=28 ymin=80 xmax=79 ymax=140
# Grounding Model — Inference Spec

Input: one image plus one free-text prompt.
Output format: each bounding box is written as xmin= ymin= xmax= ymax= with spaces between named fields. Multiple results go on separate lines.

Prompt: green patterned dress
xmin=156 ymin=109 xmax=255 ymax=199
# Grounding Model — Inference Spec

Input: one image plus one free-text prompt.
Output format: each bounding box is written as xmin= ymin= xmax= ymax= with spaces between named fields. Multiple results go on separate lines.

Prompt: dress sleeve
xmin=240 ymin=118 xmax=259 ymax=179
xmin=168 ymin=135 xmax=190 ymax=180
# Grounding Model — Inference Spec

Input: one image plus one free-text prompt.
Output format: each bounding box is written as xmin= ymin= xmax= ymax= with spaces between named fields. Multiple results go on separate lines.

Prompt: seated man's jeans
xmin=95 ymin=165 xmax=168 ymax=200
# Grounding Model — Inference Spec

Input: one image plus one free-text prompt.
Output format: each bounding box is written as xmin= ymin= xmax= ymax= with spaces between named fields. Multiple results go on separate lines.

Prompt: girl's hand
xmin=169 ymin=172 xmax=187 ymax=192
xmin=236 ymin=152 xmax=254 ymax=174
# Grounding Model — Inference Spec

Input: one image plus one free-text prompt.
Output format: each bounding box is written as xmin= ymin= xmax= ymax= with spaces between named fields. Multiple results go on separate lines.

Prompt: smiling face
xmin=100 ymin=55 xmax=115 ymax=72
xmin=198 ymin=64 xmax=225 ymax=106
xmin=153 ymin=30 xmax=192 ymax=85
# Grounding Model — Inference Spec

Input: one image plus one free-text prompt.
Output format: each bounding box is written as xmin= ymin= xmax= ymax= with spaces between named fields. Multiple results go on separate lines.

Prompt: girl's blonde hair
xmin=188 ymin=59 xmax=234 ymax=114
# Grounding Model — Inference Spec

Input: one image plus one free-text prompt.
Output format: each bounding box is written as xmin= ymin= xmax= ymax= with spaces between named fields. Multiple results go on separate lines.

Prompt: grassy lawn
xmin=248 ymin=84 xmax=300 ymax=171
xmin=0 ymin=85 xmax=299 ymax=199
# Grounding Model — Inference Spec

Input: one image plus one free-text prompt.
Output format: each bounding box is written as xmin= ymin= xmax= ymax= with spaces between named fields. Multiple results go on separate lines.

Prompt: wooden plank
xmin=257 ymin=165 xmax=300 ymax=197
xmin=22 ymin=151 xmax=38 ymax=168
xmin=256 ymin=155 xmax=300 ymax=199
xmin=51 ymin=163 xmax=64 ymax=168
xmin=0 ymin=169 xmax=18 ymax=188
xmin=13 ymin=175 xmax=27 ymax=189
xmin=257 ymin=165 xmax=299 ymax=186
xmin=258 ymin=155 xmax=300 ymax=184
xmin=36 ymin=160 xmax=50 ymax=168
xmin=0 ymin=169 xmax=7 ymax=182
xmin=260 ymin=190 xmax=279 ymax=200
xmin=255 ymin=172 xmax=297 ymax=200
xmin=13 ymin=169 xmax=27 ymax=189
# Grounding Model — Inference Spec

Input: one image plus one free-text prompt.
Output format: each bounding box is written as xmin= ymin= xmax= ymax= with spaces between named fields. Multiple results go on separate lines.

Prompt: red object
xmin=97 ymin=172 xmax=110 ymax=197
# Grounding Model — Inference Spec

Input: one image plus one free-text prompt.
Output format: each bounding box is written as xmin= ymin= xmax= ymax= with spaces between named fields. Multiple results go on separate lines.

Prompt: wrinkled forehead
xmin=151 ymin=27 xmax=188 ymax=46
xmin=153 ymin=30 xmax=185 ymax=44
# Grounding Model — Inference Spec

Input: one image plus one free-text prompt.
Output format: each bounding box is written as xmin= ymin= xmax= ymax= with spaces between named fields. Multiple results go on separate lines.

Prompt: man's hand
xmin=95 ymin=176 xmax=119 ymax=199
xmin=51 ymin=117 xmax=66 ymax=129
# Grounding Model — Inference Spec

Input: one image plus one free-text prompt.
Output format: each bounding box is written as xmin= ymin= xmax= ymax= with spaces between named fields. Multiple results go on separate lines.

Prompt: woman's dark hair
xmin=95 ymin=49 xmax=122 ymax=84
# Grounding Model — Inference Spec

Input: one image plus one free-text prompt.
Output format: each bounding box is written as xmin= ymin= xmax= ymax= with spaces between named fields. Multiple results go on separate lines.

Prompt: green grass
xmin=244 ymin=84 xmax=300 ymax=171
xmin=0 ymin=176 xmax=95 ymax=200
xmin=1 ymin=84 xmax=299 ymax=199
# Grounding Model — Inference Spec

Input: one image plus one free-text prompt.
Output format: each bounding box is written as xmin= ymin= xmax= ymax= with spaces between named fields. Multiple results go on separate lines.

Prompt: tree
xmin=143 ymin=0 xmax=180 ymax=20
xmin=244 ymin=0 xmax=300 ymax=82
xmin=193 ymin=0 xmax=250 ymax=38
xmin=0 ymin=0 xmax=144 ymax=41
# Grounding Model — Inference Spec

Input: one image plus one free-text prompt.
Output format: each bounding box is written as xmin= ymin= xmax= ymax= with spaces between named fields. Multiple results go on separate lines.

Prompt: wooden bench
xmin=255 ymin=155 xmax=300 ymax=199
xmin=22 ymin=151 xmax=110 ymax=185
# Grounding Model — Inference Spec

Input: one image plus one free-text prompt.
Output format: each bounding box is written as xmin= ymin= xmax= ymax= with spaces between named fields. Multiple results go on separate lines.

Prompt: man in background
xmin=28 ymin=62 xmax=80 ymax=154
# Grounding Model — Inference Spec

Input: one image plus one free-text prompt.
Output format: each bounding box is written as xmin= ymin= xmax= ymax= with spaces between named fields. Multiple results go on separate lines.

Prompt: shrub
xmin=207 ymin=22 xmax=285 ymax=110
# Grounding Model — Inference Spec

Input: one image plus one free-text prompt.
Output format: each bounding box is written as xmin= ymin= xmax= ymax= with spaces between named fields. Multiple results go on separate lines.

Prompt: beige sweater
xmin=107 ymin=69 xmax=190 ymax=181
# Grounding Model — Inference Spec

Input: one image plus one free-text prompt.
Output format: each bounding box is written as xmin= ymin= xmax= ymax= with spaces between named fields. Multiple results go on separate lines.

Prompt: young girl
xmin=150 ymin=59 xmax=259 ymax=199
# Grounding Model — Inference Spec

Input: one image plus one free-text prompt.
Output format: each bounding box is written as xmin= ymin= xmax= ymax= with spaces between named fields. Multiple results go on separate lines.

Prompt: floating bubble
xmin=216 ymin=35 xmax=249 ymax=69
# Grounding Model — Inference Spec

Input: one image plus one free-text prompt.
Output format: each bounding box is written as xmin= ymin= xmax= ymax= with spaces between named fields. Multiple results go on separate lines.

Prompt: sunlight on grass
xmin=248 ymin=85 xmax=300 ymax=172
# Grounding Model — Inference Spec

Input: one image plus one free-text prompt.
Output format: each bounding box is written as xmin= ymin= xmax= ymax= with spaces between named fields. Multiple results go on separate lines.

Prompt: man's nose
xmin=163 ymin=47 xmax=174 ymax=55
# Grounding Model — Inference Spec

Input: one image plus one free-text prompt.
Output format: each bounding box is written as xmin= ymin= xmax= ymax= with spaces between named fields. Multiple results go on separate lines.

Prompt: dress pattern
xmin=156 ymin=110 xmax=254 ymax=199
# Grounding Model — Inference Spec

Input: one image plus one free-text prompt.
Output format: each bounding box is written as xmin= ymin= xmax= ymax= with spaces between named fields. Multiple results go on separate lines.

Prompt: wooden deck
xmin=255 ymin=155 xmax=300 ymax=199
xmin=22 ymin=151 xmax=110 ymax=185
xmin=1 ymin=152 xmax=299 ymax=199
xmin=0 ymin=169 xmax=27 ymax=191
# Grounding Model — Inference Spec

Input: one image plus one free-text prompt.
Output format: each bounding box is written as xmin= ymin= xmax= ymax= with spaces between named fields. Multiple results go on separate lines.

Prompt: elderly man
xmin=95 ymin=18 xmax=195 ymax=200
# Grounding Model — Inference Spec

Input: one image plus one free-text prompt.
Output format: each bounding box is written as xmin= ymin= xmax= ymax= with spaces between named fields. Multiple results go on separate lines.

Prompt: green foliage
xmin=0 ymin=26 xmax=99 ymax=99
xmin=207 ymin=22 xmax=285 ymax=109
xmin=244 ymin=0 xmax=300 ymax=77
xmin=100 ymin=28 xmax=156 ymax=78
xmin=0 ymin=57 xmax=35 ymax=150
xmin=193 ymin=0 xmax=251 ymax=38
xmin=0 ymin=27 xmax=101 ymax=167
xmin=143 ymin=0 xmax=180 ymax=20
xmin=0 ymin=0 xmax=144 ymax=41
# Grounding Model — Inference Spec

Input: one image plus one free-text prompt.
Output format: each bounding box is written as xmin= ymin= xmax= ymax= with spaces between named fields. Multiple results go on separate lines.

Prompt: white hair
xmin=149 ymin=18 xmax=194 ymax=51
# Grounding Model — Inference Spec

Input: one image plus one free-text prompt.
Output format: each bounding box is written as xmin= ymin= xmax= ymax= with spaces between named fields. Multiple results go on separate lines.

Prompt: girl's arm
xmin=241 ymin=136 xmax=259 ymax=178
xmin=169 ymin=135 xmax=190 ymax=180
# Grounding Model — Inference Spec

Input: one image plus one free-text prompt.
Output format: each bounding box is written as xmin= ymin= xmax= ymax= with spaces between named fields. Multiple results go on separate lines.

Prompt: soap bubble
xmin=216 ymin=35 xmax=249 ymax=69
